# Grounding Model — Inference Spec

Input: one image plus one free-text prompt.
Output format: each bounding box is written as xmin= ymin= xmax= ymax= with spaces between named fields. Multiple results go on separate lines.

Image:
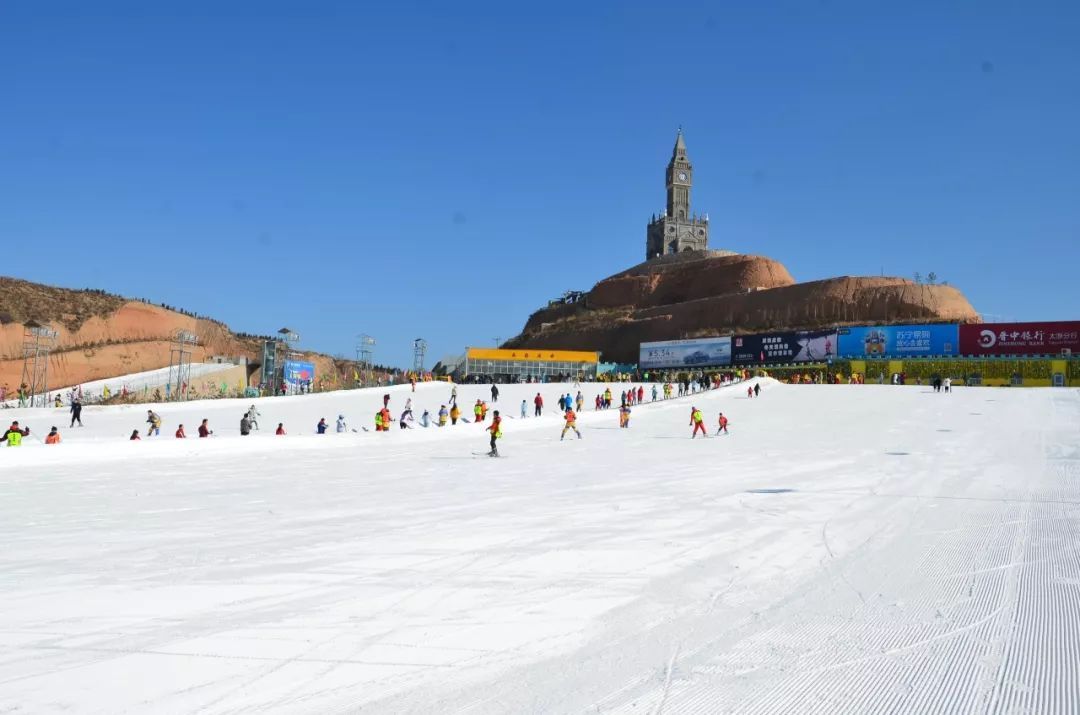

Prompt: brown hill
xmin=0 ymin=276 xmax=338 ymax=392
xmin=506 ymin=252 xmax=980 ymax=363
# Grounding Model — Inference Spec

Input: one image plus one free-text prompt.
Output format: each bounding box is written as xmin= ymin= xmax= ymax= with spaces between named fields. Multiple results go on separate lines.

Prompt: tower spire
xmin=673 ymin=127 xmax=686 ymax=155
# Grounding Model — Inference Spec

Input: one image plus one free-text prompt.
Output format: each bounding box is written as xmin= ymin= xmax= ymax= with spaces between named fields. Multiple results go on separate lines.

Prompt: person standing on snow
xmin=450 ymin=384 xmax=458 ymax=406
xmin=575 ymin=391 xmax=584 ymax=412
xmin=336 ymin=415 xmax=347 ymax=433
xmin=746 ymin=386 xmax=754 ymax=399
xmin=652 ymin=385 xmax=658 ymax=402
xmin=690 ymin=407 xmax=707 ymax=438
xmin=438 ymin=404 xmax=449 ymax=426
xmin=450 ymin=403 xmax=461 ymax=425
xmin=560 ymin=407 xmax=582 ymax=440
xmin=276 ymin=423 xmax=286 ymax=435
xmin=534 ymin=392 xmax=544 ymax=417
xmin=420 ymin=410 xmax=430 ymax=427
xmin=146 ymin=410 xmax=162 ymax=437
xmin=490 ymin=384 xmax=499 ymax=403
xmin=944 ymin=377 xmax=952 ymax=393
xmin=520 ymin=399 xmax=527 ymax=418
xmin=70 ymin=398 xmax=83 ymax=427
xmin=637 ymin=386 xmax=645 ymax=403
xmin=246 ymin=405 xmax=260 ymax=431
xmin=619 ymin=404 xmax=631 ymax=428
xmin=754 ymin=383 xmax=761 ymax=398
xmin=317 ymin=418 xmax=329 ymax=434
xmin=487 ymin=410 xmax=502 ymax=457
xmin=199 ymin=419 xmax=213 ymax=437
xmin=717 ymin=412 xmax=729 ymax=435
xmin=240 ymin=415 xmax=252 ymax=436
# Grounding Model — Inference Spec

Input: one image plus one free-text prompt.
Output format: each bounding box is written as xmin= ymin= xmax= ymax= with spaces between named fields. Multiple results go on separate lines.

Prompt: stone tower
xmin=646 ymin=129 xmax=710 ymax=260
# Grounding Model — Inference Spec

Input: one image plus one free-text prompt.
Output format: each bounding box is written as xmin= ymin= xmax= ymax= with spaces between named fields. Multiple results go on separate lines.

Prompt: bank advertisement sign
xmin=283 ymin=360 xmax=316 ymax=386
xmin=959 ymin=322 xmax=1080 ymax=356
xmin=639 ymin=336 xmax=732 ymax=369
xmin=838 ymin=324 xmax=959 ymax=358
xmin=732 ymin=330 xmax=838 ymax=365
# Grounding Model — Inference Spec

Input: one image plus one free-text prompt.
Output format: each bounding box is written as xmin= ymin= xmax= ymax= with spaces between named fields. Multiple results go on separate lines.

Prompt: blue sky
xmin=2 ymin=1 xmax=1078 ymax=367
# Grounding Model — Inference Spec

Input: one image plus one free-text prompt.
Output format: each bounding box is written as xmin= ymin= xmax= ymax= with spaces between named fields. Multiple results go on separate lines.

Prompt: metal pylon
xmin=20 ymin=321 xmax=58 ymax=407
xmin=167 ymin=329 xmax=199 ymax=400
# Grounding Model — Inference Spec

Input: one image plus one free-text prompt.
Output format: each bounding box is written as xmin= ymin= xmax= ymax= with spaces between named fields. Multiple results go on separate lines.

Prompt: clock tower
xmin=646 ymin=129 xmax=710 ymax=260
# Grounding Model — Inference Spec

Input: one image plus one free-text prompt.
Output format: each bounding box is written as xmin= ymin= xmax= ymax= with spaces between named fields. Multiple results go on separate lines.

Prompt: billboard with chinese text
xmin=731 ymin=330 xmax=838 ymax=365
xmin=639 ymin=336 xmax=732 ymax=369
xmin=282 ymin=360 xmax=316 ymax=386
xmin=958 ymin=322 xmax=1080 ymax=356
xmin=838 ymin=324 xmax=958 ymax=358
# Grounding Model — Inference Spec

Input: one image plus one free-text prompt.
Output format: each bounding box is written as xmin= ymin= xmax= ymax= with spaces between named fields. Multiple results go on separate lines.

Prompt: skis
xmin=471 ymin=451 xmax=502 ymax=458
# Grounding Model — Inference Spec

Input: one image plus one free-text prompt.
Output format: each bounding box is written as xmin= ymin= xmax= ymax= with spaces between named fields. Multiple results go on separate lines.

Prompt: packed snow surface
xmin=2 ymin=381 xmax=1078 ymax=713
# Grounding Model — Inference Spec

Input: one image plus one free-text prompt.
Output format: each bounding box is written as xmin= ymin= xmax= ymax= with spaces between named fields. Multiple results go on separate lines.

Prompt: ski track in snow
xmin=0 ymin=381 xmax=1078 ymax=714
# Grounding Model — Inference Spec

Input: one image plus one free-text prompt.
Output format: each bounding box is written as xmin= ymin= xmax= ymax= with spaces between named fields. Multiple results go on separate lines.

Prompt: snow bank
xmin=1 ymin=380 xmax=1077 ymax=713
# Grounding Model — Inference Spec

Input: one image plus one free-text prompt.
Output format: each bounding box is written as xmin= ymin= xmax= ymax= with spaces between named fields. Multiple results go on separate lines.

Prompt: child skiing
xmin=717 ymin=412 xmax=729 ymax=435
xmin=146 ymin=410 xmax=162 ymax=437
xmin=561 ymin=407 xmax=582 ymax=440
xmin=487 ymin=410 xmax=502 ymax=457
xmin=619 ymin=404 xmax=631 ymax=428
xmin=439 ymin=405 xmax=449 ymax=426
xmin=520 ymin=399 xmax=527 ymax=418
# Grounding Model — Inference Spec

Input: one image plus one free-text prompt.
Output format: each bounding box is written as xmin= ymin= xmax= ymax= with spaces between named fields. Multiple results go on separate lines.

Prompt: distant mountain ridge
xmin=0 ymin=276 xmax=332 ymax=392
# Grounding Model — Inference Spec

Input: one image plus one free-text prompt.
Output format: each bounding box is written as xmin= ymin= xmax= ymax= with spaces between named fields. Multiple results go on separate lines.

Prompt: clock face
xmin=678 ymin=171 xmax=687 ymax=181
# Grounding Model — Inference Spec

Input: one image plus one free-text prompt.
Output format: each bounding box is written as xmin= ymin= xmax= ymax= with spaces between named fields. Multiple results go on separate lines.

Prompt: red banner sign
xmin=959 ymin=322 xmax=1080 ymax=356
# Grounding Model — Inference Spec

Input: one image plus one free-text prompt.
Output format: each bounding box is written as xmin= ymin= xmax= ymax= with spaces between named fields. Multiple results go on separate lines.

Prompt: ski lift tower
xmin=20 ymin=321 xmax=58 ymax=407
xmin=276 ymin=327 xmax=300 ymax=392
xmin=356 ymin=334 xmax=375 ymax=386
xmin=413 ymin=338 xmax=428 ymax=375
xmin=167 ymin=329 xmax=198 ymax=401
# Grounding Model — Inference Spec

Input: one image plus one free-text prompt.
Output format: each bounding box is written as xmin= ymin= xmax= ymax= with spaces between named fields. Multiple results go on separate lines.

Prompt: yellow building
xmin=464 ymin=347 xmax=600 ymax=381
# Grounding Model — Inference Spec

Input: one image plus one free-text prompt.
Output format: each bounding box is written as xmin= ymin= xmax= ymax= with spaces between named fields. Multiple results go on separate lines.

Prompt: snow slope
xmin=1 ymin=381 xmax=1078 ymax=714
xmin=3 ymin=362 xmax=237 ymax=406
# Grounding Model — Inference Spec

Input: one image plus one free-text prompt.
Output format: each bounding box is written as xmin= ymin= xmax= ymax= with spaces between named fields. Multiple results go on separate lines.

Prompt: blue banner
xmin=639 ymin=337 xmax=732 ymax=369
xmin=282 ymin=360 xmax=316 ymax=386
xmin=837 ymin=324 xmax=958 ymax=358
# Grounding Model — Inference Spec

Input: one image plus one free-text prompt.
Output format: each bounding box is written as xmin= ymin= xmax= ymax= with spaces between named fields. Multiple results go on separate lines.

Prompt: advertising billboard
xmin=959 ymin=322 xmax=1080 ymax=356
xmin=837 ymin=324 xmax=959 ymax=358
xmin=639 ymin=336 xmax=732 ymax=369
xmin=282 ymin=360 xmax=316 ymax=386
xmin=731 ymin=330 xmax=838 ymax=365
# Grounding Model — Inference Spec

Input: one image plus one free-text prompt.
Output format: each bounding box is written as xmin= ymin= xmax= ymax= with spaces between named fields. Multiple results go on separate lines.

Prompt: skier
xmin=439 ymin=404 xmax=449 ymax=426
xmin=520 ymin=399 xmax=527 ymax=418
xmin=690 ymin=406 xmax=707 ymax=438
xmin=637 ymin=386 xmax=645 ymax=403
xmin=747 ymin=386 xmax=754 ymax=399
xmin=399 ymin=411 xmax=411 ymax=429
xmin=45 ymin=426 xmax=61 ymax=444
xmin=619 ymin=404 xmax=631 ymax=428
xmin=276 ymin=423 xmax=286 ymax=435
xmin=146 ymin=410 xmax=162 ymax=437
xmin=534 ymin=392 xmax=543 ymax=417
xmin=652 ymin=385 xmax=658 ymax=402
xmin=754 ymin=383 xmax=761 ymax=398
xmin=560 ymin=407 xmax=582 ymax=440
xmin=420 ymin=410 xmax=431 ymax=428
xmin=487 ymin=410 xmax=502 ymax=456
xmin=450 ymin=384 xmax=458 ymax=406
xmin=575 ymin=391 xmax=584 ymax=412
xmin=473 ymin=399 xmax=483 ymax=423
xmin=54 ymin=394 xmax=62 ymax=408
xmin=491 ymin=384 xmax=499 ymax=403
xmin=246 ymin=405 xmax=260 ymax=430
xmin=717 ymin=412 xmax=729 ymax=435
xmin=175 ymin=424 xmax=187 ymax=438
xmin=317 ymin=418 xmax=329 ymax=434
xmin=2 ymin=421 xmax=29 ymax=446
xmin=240 ymin=414 xmax=252 ymax=436
xmin=129 ymin=430 xmax=141 ymax=441
xmin=450 ymin=403 xmax=461 ymax=425
xmin=336 ymin=415 xmax=347 ymax=433
xmin=380 ymin=407 xmax=392 ymax=431
xmin=70 ymin=398 xmax=83 ymax=427
xmin=944 ymin=377 xmax=952 ymax=393
xmin=198 ymin=419 xmax=213 ymax=437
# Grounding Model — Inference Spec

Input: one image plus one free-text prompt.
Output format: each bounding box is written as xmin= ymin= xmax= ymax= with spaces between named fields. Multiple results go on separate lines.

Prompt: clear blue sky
xmin=2 ymin=1 xmax=1078 ymax=367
